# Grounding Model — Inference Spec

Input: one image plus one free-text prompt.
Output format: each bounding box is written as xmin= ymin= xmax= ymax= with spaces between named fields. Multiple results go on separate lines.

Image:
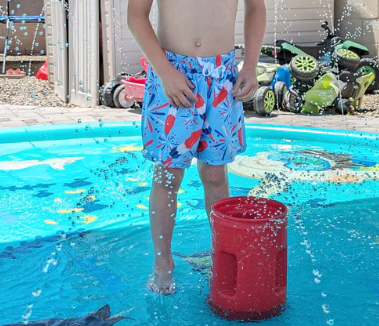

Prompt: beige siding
xmin=335 ymin=0 xmax=379 ymax=58
xmin=44 ymin=0 xmax=55 ymax=88
xmin=68 ymin=0 xmax=100 ymax=107
xmin=114 ymin=0 xmax=334 ymax=75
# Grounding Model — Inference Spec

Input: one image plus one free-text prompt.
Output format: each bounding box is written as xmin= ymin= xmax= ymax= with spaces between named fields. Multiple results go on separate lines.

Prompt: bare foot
xmin=146 ymin=269 xmax=176 ymax=295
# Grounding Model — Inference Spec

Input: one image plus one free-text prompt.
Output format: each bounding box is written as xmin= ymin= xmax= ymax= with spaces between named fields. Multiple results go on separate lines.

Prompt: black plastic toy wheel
xmin=274 ymin=81 xmax=287 ymax=110
xmin=282 ymin=87 xmax=304 ymax=113
xmin=242 ymin=100 xmax=254 ymax=111
xmin=252 ymin=86 xmax=276 ymax=116
xmin=333 ymin=48 xmax=360 ymax=70
xmin=334 ymin=98 xmax=351 ymax=115
xmin=99 ymin=84 xmax=106 ymax=105
xmin=293 ymin=80 xmax=313 ymax=93
xmin=99 ymin=81 xmax=121 ymax=107
xmin=356 ymin=58 xmax=379 ymax=93
xmin=290 ymin=55 xmax=319 ymax=81
xmin=113 ymin=84 xmax=135 ymax=108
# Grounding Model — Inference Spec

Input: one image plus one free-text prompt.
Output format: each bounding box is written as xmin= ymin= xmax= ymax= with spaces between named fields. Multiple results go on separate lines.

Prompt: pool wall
xmin=0 ymin=123 xmax=378 ymax=148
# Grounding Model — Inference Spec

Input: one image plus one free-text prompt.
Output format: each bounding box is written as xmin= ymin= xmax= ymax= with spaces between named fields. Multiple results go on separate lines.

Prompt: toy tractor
xmin=261 ymin=20 xmax=379 ymax=93
xmin=236 ymin=44 xmax=291 ymax=116
xmin=282 ymin=54 xmax=375 ymax=115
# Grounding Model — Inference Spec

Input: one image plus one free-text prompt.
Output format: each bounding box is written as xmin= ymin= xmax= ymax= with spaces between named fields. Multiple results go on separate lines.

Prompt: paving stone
xmin=23 ymin=119 xmax=39 ymax=124
xmin=15 ymin=112 xmax=44 ymax=119
xmin=0 ymin=105 xmax=379 ymax=132
xmin=50 ymin=120 xmax=79 ymax=125
xmin=0 ymin=120 xmax=27 ymax=127
xmin=38 ymin=113 xmax=74 ymax=121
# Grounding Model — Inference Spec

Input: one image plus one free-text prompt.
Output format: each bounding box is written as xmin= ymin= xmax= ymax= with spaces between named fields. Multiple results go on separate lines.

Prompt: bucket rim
xmin=211 ymin=196 xmax=287 ymax=224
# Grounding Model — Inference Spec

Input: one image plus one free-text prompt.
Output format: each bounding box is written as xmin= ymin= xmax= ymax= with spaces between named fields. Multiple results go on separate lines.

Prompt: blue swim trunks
xmin=141 ymin=49 xmax=246 ymax=169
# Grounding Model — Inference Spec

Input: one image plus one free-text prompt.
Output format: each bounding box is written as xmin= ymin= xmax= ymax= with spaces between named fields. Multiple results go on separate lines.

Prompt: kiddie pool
xmin=0 ymin=122 xmax=378 ymax=326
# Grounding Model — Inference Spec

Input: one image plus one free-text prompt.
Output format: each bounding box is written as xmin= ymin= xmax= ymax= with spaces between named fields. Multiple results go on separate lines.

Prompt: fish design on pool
xmin=112 ymin=144 xmax=143 ymax=152
xmin=173 ymin=250 xmax=212 ymax=274
xmin=0 ymin=157 xmax=84 ymax=171
xmin=4 ymin=304 xmax=134 ymax=326
xmin=0 ymin=230 xmax=90 ymax=260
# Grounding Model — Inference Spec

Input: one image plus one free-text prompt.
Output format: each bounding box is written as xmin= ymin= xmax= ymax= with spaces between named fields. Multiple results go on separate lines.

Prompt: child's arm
xmin=127 ymin=0 xmax=197 ymax=108
xmin=232 ymin=0 xmax=267 ymax=102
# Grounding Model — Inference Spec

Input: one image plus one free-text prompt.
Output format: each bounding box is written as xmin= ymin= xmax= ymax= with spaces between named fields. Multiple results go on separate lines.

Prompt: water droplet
xmin=32 ymin=288 xmax=42 ymax=297
xmin=157 ymin=251 xmax=162 ymax=256
xmin=322 ymin=304 xmax=330 ymax=314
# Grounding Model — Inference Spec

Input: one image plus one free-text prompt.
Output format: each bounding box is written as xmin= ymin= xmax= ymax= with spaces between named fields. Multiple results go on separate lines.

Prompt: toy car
xmin=99 ymin=57 xmax=148 ymax=108
xmin=236 ymin=44 xmax=291 ymax=116
xmin=282 ymin=54 xmax=375 ymax=115
xmin=261 ymin=20 xmax=379 ymax=93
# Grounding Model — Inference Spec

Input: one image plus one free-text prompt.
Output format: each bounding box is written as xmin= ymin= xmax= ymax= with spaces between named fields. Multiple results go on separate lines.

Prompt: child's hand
xmin=232 ymin=66 xmax=258 ymax=102
xmin=159 ymin=67 xmax=198 ymax=108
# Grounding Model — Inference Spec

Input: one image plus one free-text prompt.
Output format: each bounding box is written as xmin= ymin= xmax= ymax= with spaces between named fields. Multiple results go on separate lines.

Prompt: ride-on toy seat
xmin=350 ymin=72 xmax=375 ymax=110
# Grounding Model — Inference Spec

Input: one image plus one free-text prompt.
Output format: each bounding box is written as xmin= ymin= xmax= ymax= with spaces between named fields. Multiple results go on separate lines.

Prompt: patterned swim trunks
xmin=141 ymin=49 xmax=246 ymax=169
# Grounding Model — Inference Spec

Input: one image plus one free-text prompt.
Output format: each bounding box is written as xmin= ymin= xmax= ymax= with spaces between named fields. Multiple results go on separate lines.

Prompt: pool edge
xmin=0 ymin=122 xmax=378 ymax=147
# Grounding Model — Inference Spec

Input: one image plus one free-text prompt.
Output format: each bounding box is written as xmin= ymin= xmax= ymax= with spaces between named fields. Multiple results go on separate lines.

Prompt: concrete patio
xmin=0 ymin=104 xmax=378 ymax=133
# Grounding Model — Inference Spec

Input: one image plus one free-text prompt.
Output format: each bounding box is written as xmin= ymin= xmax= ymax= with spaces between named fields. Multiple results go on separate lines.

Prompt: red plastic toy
xmin=36 ymin=61 xmax=48 ymax=80
xmin=209 ymin=196 xmax=288 ymax=321
xmin=119 ymin=57 xmax=149 ymax=107
xmin=6 ymin=68 xmax=25 ymax=76
xmin=100 ymin=56 xmax=149 ymax=108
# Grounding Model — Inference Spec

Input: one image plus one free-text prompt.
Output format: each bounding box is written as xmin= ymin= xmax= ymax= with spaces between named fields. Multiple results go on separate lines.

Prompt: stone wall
xmin=335 ymin=0 xmax=379 ymax=58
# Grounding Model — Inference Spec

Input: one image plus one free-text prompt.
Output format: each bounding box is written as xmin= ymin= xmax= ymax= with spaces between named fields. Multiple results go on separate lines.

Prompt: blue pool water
xmin=0 ymin=123 xmax=378 ymax=326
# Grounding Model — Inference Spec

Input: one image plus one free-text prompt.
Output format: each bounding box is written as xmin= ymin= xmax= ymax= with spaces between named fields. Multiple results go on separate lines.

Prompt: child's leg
xmin=197 ymin=161 xmax=230 ymax=218
xmin=147 ymin=164 xmax=185 ymax=294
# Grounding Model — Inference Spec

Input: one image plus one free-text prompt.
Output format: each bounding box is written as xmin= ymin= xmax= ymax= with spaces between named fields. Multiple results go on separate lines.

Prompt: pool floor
xmin=0 ymin=125 xmax=378 ymax=325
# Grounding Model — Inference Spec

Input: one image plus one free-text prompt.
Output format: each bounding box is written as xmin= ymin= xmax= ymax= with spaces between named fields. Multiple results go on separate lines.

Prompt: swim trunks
xmin=141 ymin=49 xmax=246 ymax=169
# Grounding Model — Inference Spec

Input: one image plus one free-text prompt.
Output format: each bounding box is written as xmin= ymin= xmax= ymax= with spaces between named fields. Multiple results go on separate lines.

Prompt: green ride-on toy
xmin=235 ymin=44 xmax=290 ymax=116
xmin=261 ymin=20 xmax=379 ymax=93
xmin=283 ymin=54 xmax=375 ymax=115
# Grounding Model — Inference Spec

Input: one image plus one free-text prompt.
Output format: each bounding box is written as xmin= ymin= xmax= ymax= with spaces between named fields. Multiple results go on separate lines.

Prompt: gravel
xmin=355 ymin=93 xmax=379 ymax=118
xmin=0 ymin=77 xmax=75 ymax=107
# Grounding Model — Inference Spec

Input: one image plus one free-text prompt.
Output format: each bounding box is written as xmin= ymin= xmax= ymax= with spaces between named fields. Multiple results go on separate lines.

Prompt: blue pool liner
xmin=0 ymin=122 xmax=377 ymax=149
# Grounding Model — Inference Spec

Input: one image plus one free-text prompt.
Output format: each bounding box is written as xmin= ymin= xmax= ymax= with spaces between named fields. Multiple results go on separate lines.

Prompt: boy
xmin=128 ymin=0 xmax=267 ymax=294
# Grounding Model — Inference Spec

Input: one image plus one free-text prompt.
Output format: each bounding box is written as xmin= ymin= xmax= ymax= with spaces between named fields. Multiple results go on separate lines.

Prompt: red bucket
xmin=209 ymin=196 xmax=288 ymax=321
